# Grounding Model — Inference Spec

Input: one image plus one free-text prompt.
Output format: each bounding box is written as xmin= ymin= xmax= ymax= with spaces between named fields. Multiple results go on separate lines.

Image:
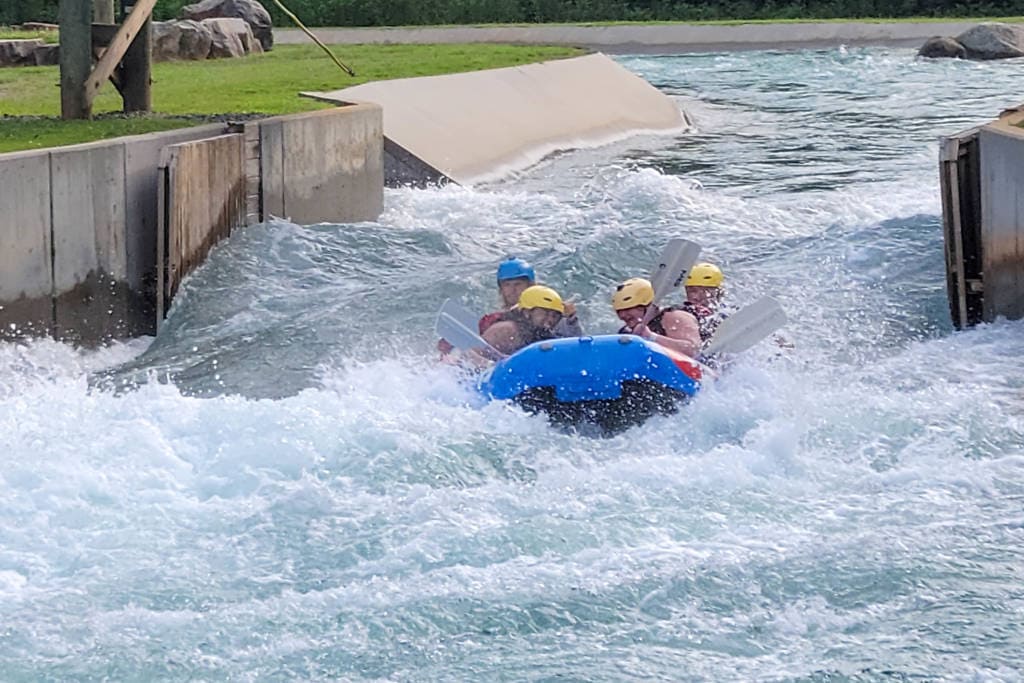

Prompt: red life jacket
xmin=478 ymin=311 xmax=505 ymax=334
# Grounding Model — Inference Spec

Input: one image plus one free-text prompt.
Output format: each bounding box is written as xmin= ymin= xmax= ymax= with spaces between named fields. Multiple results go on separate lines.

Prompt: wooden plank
xmin=939 ymin=136 xmax=969 ymax=329
xmin=82 ymin=0 xmax=158 ymax=108
xmin=59 ymin=0 xmax=93 ymax=119
xmin=163 ymin=135 xmax=246 ymax=307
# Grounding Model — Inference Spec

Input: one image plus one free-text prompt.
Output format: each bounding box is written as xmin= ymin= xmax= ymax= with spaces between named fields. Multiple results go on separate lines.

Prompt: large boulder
xmin=918 ymin=36 xmax=966 ymax=59
xmin=152 ymin=20 xmax=214 ymax=61
xmin=179 ymin=0 xmax=273 ymax=51
xmin=956 ymin=22 xmax=1024 ymax=60
xmin=178 ymin=20 xmax=215 ymax=60
xmin=0 ymin=39 xmax=43 ymax=67
xmin=201 ymin=17 xmax=262 ymax=59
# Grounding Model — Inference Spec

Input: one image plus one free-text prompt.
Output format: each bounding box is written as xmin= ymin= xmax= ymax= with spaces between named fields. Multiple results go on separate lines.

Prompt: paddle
xmin=703 ymin=296 xmax=788 ymax=356
xmin=635 ymin=237 xmax=703 ymax=330
xmin=435 ymin=298 xmax=507 ymax=359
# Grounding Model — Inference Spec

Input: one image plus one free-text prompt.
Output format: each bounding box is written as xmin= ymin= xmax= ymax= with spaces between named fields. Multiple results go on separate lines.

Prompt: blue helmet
xmin=496 ymin=257 xmax=536 ymax=283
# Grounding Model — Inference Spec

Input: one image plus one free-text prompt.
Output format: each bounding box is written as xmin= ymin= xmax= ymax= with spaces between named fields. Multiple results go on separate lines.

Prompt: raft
xmin=478 ymin=335 xmax=702 ymax=435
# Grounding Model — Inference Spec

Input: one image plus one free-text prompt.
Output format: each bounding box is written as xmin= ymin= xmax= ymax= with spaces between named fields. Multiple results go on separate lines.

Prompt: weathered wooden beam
xmin=82 ymin=0 xmax=157 ymax=108
xmin=121 ymin=17 xmax=152 ymax=112
xmin=93 ymin=0 xmax=115 ymax=24
xmin=91 ymin=22 xmax=118 ymax=48
xmin=59 ymin=0 xmax=94 ymax=119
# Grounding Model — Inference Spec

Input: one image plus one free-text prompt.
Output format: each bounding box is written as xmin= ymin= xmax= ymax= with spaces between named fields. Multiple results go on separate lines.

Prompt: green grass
xmin=0 ymin=43 xmax=581 ymax=153
xmin=0 ymin=26 xmax=59 ymax=43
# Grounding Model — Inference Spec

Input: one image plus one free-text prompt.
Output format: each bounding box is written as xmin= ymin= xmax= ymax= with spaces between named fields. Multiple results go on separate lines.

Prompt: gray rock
xmin=0 ymin=39 xmax=44 ymax=67
xmin=152 ymin=20 xmax=214 ymax=61
xmin=202 ymin=17 xmax=258 ymax=59
xmin=955 ymin=22 xmax=1024 ymax=60
xmin=32 ymin=44 xmax=60 ymax=66
xmin=177 ymin=20 xmax=214 ymax=60
xmin=180 ymin=0 xmax=273 ymax=51
xmin=917 ymin=36 xmax=966 ymax=59
xmin=152 ymin=21 xmax=184 ymax=61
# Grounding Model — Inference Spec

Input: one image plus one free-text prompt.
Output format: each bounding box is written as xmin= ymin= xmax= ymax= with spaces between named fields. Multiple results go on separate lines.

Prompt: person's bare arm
xmin=644 ymin=310 xmax=701 ymax=358
xmin=482 ymin=320 xmax=523 ymax=355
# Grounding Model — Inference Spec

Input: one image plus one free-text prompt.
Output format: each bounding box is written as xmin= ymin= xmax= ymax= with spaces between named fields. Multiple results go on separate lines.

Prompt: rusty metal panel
xmin=157 ymin=134 xmax=246 ymax=318
xmin=979 ymin=124 xmax=1024 ymax=323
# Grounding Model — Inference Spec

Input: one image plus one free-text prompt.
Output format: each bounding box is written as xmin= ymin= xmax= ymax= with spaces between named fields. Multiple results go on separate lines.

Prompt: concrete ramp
xmin=303 ymin=53 xmax=684 ymax=185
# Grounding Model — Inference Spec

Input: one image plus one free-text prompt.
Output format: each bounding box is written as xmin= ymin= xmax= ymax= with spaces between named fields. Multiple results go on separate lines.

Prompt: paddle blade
xmin=439 ymin=298 xmax=481 ymax=332
xmin=704 ymin=297 xmax=788 ymax=356
xmin=435 ymin=299 xmax=505 ymax=358
xmin=648 ymin=238 xmax=702 ymax=303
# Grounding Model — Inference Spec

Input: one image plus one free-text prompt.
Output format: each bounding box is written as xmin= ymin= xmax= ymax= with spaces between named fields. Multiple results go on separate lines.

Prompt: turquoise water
xmin=3 ymin=48 xmax=1024 ymax=680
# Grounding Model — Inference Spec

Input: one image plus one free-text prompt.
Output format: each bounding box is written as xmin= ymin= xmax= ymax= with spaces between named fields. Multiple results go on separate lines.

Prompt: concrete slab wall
xmin=260 ymin=104 xmax=384 ymax=223
xmin=50 ymin=139 xmax=128 ymax=341
xmin=275 ymin=21 xmax=982 ymax=52
xmin=979 ymin=119 xmax=1024 ymax=322
xmin=305 ymin=54 xmax=684 ymax=185
xmin=0 ymin=150 xmax=52 ymax=337
xmin=1 ymin=109 xmax=385 ymax=344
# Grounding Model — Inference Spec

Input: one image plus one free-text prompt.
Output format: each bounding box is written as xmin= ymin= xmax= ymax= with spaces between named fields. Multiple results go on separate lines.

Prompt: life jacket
xmin=478 ymin=310 xmax=505 ymax=334
xmin=498 ymin=309 xmax=556 ymax=347
xmin=618 ymin=306 xmax=677 ymax=336
xmin=681 ymin=301 xmax=718 ymax=342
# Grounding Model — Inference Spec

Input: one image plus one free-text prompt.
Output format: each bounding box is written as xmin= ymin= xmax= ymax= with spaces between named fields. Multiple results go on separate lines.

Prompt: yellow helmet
xmin=686 ymin=262 xmax=723 ymax=287
xmin=612 ymin=278 xmax=655 ymax=311
xmin=517 ymin=285 xmax=565 ymax=313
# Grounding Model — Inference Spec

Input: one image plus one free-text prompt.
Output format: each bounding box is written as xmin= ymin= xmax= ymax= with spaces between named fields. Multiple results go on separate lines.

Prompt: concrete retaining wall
xmin=0 ymin=151 xmax=52 ymax=336
xmin=260 ymin=104 xmax=383 ymax=224
xmin=305 ymin=53 xmax=684 ymax=185
xmin=275 ymin=21 xmax=983 ymax=52
xmin=0 ymin=125 xmax=227 ymax=343
xmin=0 ymin=104 xmax=384 ymax=344
xmin=979 ymin=117 xmax=1024 ymax=323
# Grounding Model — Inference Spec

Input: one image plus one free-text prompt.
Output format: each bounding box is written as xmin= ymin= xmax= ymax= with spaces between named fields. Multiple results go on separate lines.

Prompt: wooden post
xmin=81 ymin=0 xmax=158 ymax=110
xmin=121 ymin=17 xmax=152 ymax=112
xmin=59 ymin=0 xmax=94 ymax=119
xmin=93 ymin=0 xmax=115 ymax=23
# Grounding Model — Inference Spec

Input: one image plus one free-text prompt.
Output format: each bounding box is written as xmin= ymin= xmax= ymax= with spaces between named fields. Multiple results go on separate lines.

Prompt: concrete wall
xmin=0 ymin=151 xmax=52 ymax=336
xmin=260 ymin=104 xmax=383 ymax=223
xmin=304 ymin=53 xmax=684 ymax=185
xmin=275 ymin=22 xmax=982 ymax=52
xmin=979 ymin=117 xmax=1024 ymax=323
xmin=0 ymin=106 xmax=385 ymax=344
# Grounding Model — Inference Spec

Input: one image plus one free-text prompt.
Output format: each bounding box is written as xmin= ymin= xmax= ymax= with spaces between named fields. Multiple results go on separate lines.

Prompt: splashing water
xmin=3 ymin=48 xmax=1024 ymax=680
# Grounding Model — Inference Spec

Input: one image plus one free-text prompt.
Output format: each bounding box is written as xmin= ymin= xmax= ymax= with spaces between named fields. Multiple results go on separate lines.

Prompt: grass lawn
xmin=0 ymin=26 xmax=59 ymax=42
xmin=0 ymin=43 xmax=582 ymax=153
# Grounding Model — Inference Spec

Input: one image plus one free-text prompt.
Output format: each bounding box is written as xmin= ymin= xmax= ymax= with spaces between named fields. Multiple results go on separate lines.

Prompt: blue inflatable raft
xmin=478 ymin=335 xmax=703 ymax=435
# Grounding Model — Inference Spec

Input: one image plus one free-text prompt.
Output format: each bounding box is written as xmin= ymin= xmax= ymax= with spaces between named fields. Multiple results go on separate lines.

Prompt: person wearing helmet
xmin=612 ymin=277 xmax=702 ymax=358
xmin=437 ymin=257 xmax=582 ymax=358
xmin=681 ymin=262 xmax=725 ymax=343
xmin=479 ymin=257 xmax=581 ymax=337
xmin=482 ymin=285 xmax=567 ymax=355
